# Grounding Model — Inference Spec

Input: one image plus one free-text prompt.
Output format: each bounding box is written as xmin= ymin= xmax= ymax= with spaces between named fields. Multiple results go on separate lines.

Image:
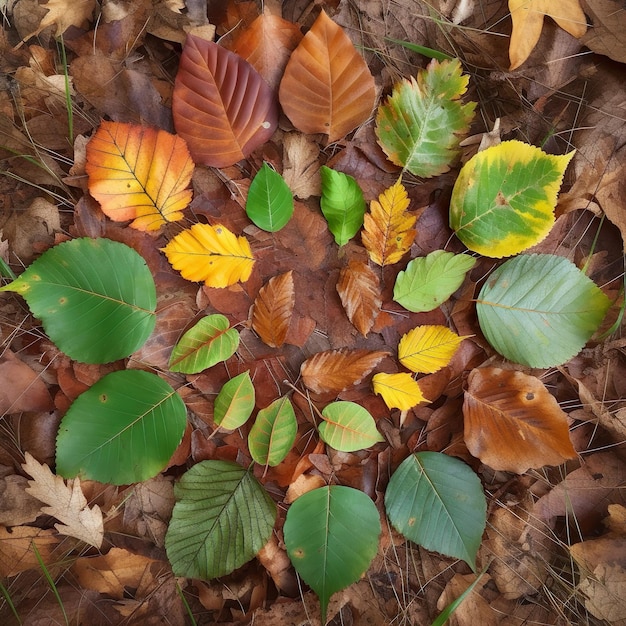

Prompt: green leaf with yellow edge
xmin=162 ymin=223 xmax=255 ymax=288
xmin=373 ymin=372 xmax=427 ymax=411
xmin=376 ymin=58 xmax=475 ymax=178
xmin=399 ymin=325 xmax=468 ymax=374
xmin=248 ymin=396 xmax=297 ymax=467
xmin=169 ymin=314 xmax=239 ymax=374
xmin=449 ymin=141 xmax=575 ymax=258
xmin=319 ymin=401 xmax=384 ymax=452
xmin=214 ymin=371 xmax=255 ymax=431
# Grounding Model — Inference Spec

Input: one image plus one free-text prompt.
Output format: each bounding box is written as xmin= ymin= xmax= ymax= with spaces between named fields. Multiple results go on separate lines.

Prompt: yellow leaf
xmin=398 ymin=325 xmax=469 ymax=374
xmin=362 ymin=178 xmax=416 ymax=266
xmin=372 ymin=372 xmax=427 ymax=411
xmin=508 ymin=0 xmax=587 ymax=70
xmin=162 ymin=223 xmax=255 ymax=288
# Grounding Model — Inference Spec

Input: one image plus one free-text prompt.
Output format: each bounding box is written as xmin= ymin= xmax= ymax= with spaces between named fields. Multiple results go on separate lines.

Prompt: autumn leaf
xmin=19 ymin=0 xmax=95 ymax=43
xmin=336 ymin=260 xmax=382 ymax=336
xmin=372 ymin=372 xmax=428 ymax=411
xmin=85 ymin=121 xmax=194 ymax=231
xmin=463 ymin=367 xmax=578 ymax=473
xmin=162 ymin=223 xmax=255 ymax=288
xmin=22 ymin=452 xmax=104 ymax=548
xmin=398 ymin=325 xmax=468 ymax=374
xmin=251 ymin=271 xmax=295 ymax=348
xmin=508 ymin=0 xmax=588 ymax=70
xmin=301 ymin=349 xmax=388 ymax=395
xmin=362 ymin=178 xmax=416 ymax=266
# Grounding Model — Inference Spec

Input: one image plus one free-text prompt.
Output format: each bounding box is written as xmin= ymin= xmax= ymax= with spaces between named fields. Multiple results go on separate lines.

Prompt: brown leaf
xmin=336 ymin=260 xmax=382 ymax=337
xmin=300 ymin=348 xmax=388 ymax=394
xmin=0 ymin=350 xmax=53 ymax=414
xmin=463 ymin=367 xmax=577 ymax=473
xmin=282 ymin=132 xmax=322 ymax=199
xmin=251 ymin=270 xmax=295 ymax=348
xmin=0 ymin=526 xmax=59 ymax=577
xmin=278 ymin=10 xmax=376 ymax=143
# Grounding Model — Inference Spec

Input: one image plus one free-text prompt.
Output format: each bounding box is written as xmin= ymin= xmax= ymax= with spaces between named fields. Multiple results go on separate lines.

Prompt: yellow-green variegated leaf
xmin=449 ymin=141 xmax=574 ymax=258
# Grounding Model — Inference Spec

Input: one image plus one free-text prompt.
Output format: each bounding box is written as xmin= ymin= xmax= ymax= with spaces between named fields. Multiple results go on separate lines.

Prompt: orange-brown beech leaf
xmin=85 ymin=121 xmax=194 ymax=231
xmin=230 ymin=13 xmax=303 ymax=91
xmin=173 ymin=35 xmax=278 ymax=168
xmin=251 ymin=271 xmax=295 ymax=348
xmin=336 ymin=260 xmax=382 ymax=336
xmin=278 ymin=10 xmax=376 ymax=143
xmin=301 ymin=349 xmax=388 ymax=395
xmin=463 ymin=367 xmax=577 ymax=474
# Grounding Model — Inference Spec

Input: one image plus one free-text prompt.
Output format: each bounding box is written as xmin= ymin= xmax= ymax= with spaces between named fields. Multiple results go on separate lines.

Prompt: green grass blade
xmin=0 ymin=578 xmax=22 ymax=624
xmin=31 ymin=541 xmax=69 ymax=626
xmin=385 ymin=37 xmax=453 ymax=61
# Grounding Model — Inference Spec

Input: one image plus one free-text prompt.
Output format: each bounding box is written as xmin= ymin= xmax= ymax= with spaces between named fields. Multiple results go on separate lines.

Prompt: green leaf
xmin=385 ymin=37 xmax=453 ymax=62
xmin=284 ymin=486 xmax=380 ymax=623
xmin=246 ymin=162 xmax=294 ymax=232
xmin=214 ymin=371 xmax=255 ymax=430
xmin=477 ymin=254 xmax=611 ymax=367
xmin=165 ymin=460 xmax=276 ymax=580
xmin=385 ymin=452 xmax=486 ymax=571
xmin=248 ymin=396 xmax=297 ymax=467
xmin=394 ymin=250 xmax=476 ymax=312
xmin=0 ymin=238 xmax=156 ymax=363
xmin=319 ymin=401 xmax=384 ymax=452
xmin=56 ymin=370 xmax=186 ymax=485
xmin=169 ymin=314 xmax=239 ymax=374
xmin=320 ymin=166 xmax=366 ymax=246
xmin=375 ymin=58 xmax=475 ymax=177
xmin=449 ymin=141 xmax=575 ymax=258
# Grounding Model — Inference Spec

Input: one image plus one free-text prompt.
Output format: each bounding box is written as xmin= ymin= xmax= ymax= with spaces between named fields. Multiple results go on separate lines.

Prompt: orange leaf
xmin=300 ymin=349 xmax=388 ymax=395
xmin=173 ymin=35 xmax=278 ymax=168
xmin=463 ymin=367 xmax=578 ymax=473
xmin=251 ymin=271 xmax=295 ymax=348
xmin=85 ymin=121 xmax=193 ymax=231
xmin=362 ymin=178 xmax=416 ymax=266
xmin=336 ymin=260 xmax=381 ymax=336
xmin=278 ymin=10 xmax=376 ymax=143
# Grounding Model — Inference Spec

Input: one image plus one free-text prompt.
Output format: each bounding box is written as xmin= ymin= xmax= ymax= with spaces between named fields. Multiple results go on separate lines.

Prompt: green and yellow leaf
xmin=372 ymin=372 xmax=428 ymax=411
xmin=398 ymin=325 xmax=468 ymax=374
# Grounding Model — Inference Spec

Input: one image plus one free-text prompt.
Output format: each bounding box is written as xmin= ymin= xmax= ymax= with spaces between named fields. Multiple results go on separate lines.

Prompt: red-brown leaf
xmin=463 ymin=367 xmax=578 ymax=473
xmin=336 ymin=260 xmax=382 ymax=336
xmin=251 ymin=271 xmax=295 ymax=348
xmin=173 ymin=35 xmax=278 ymax=168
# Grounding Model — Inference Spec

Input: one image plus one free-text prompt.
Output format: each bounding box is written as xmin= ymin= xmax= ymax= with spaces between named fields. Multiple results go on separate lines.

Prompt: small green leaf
xmin=165 ymin=460 xmax=276 ymax=580
xmin=320 ymin=166 xmax=366 ymax=246
xmin=169 ymin=314 xmax=239 ymax=374
xmin=450 ymin=141 xmax=575 ymax=257
xmin=284 ymin=486 xmax=380 ymax=623
xmin=385 ymin=452 xmax=486 ymax=571
xmin=56 ymin=370 xmax=187 ymax=485
xmin=477 ymin=254 xmax=611 ymax=367
xmin=319 ymin=401 xmax=384 ymax=452
xmin=394 ymin=250 xmax=476 ymax=312
xmin=246 ymin=162 xmax=294 ymax=232
xmin=214 ymin=371 xmax=255 ymax=430
xmin=248 ymin=396 xmax=297 ymax=467
xmin=0 ymin=238 xmax=156 ymax=363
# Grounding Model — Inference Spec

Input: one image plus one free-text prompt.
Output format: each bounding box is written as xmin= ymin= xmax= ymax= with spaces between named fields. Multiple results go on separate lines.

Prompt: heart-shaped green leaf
xmin=214 ymin=371 xmax=255 ymax=431
xmin=246 ymin=162 xmax=294 ymax=232
xmin=319 ymin=401 xmax=384 ymax=452
xmin=248 ymin=396 xmax=297 ymax=467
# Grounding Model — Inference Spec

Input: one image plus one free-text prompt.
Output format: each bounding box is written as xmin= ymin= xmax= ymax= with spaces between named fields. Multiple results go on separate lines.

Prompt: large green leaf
xmin=0 ymin=238 xmax=156 ymax=363
xmin=320 ymin=166 xmax=366 ymax=246
xmin=385 ymin=452 xmax=486 ymax=571
xmin=248 ymin=396 xmax=297 ymax=467
xmin=56 ymin=370 xmax=186 ymax=485
xmin=214 ymin=371 xmax=255 ymax=431
xmin=165 ymin=460 xmax=276 ymax=579
xmin=246 ymin=162 xmax=294 ymax=232
xmin=394 ymin=250 xmax=476 ymax=312
xmin=375 ymin=58 xmax=475 ymax=178
xmin=449 ymin=141 xmax=575 ymax=258
xmin=319 ymin=401 xmax=384 ymax=452
xmin=284 ymin=486 xmax=380 ymax=623
xmin=477 ymin=254 xmax=611 ymax=367
xmin=169 ymin=314 xmax=239 ymax=374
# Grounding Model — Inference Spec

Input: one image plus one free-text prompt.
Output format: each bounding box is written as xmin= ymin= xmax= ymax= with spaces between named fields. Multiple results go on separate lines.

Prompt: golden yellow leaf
xmin=362 ymin=178 xmax=416 ymax=266
xmin=398 ymin=325 xmax=469 ymax=374
xmin=162 ymin=223 xmax=255 ymax=288
xmin=372 ymin=372 xmax=427 ymax=411
xmin=508 ymin=0 xmax=587 ymax=70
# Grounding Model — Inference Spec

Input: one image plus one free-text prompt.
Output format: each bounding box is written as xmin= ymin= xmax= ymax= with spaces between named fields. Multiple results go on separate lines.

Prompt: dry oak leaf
xmin=336 ymin=260 xmax=382 ymax=337
xmin=21 ymin=452 xmax=104 ymax=548
xmin=300 ymin=348 xmax=388 ymax=395
xmin=508 ymin=0 xmax=587 ymax=70
xmin=463 ymin=367 xmax=577 ymax=473
xmin=85 ymin=121 xmax=194 ymax=231
xmin=19 ymin=0 xmax=95 ymax=43
xmin=251 ymin=271 xmax=295 ymax=348
xmin=278 ymin=10 xmax=376 ymax=143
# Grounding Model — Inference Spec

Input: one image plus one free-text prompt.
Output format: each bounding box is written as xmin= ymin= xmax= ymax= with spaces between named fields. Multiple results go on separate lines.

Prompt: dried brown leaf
xmin=282 ymin=132 xmax=321 ymax=199
xmin=0 ymin=350 xmax=53 ymax=414
xmin=0 ymin=526 xmax=59 ymax=577
xmin=336 ymin=260 xmax=382 ymax=337
xmin=251 ymin=271 xmax=295 ymax=348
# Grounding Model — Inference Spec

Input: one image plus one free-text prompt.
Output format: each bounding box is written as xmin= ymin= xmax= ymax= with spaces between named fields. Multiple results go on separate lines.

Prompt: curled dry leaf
xmin=300 ymin=349 xmax=388 ymax=395
xmin=251 ymin=271 xmax=295 ymax=348
xmin=463 ymin=367 xmax=578 ymax=473
xmin=336 ymin=260 xmax=381 ymax=337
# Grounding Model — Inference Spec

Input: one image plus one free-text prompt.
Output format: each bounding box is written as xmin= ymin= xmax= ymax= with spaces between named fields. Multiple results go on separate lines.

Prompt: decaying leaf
xmin=0 ymin=526 xmax=59 ymax=577
xmin=372 ymin=372 xmax=428 ymax=411
xmin=336 ymin=260 xmax=382 ymax=337
xmin=18 ymin=0 xmax=95 ymax=43
xmin=251 ymin=271 xmax=295 ymax=348
xmin=398 ymin=325 xmax=468 ymax=374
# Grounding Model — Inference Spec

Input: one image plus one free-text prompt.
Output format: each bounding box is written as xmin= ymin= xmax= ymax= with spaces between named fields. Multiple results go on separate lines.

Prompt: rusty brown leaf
xmin=336 ymin=260 xmax=382 ymax=337
xmin=251 ymin=271 xmax=295 ymax=348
